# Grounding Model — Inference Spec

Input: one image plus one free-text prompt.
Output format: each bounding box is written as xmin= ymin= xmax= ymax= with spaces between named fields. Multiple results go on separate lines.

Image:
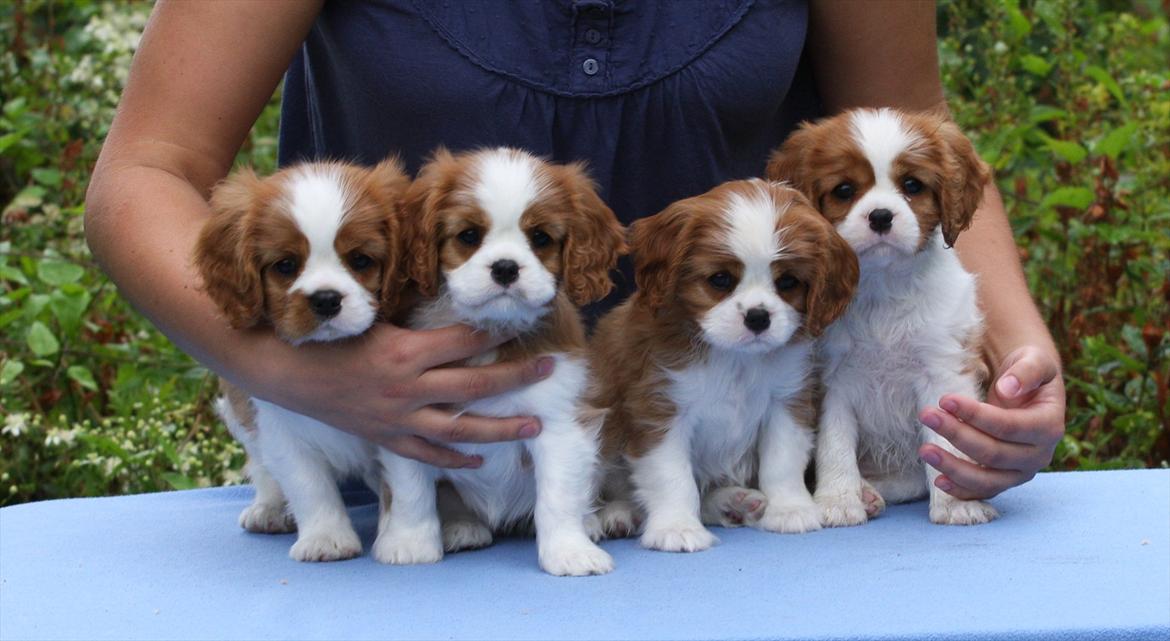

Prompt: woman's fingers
xmin=407 ymin=406 xmax=541 ymax=444
xmin=401 ymin=324 xmax=517 ymax=369
xmin=993 ymin=346 xmax=1060 ymax=404
xmin=933 ymin=394 xmax=1059 ymax=448
xmin=919 ymin=445 xmax=1029 ymax=500
xmin=919 ymin=406 xmax=1034 ymax=470
xmin=381 ymin=434 xmax=484 ymax=469
xmin=415 ymin=357 xmax=555 ymax=404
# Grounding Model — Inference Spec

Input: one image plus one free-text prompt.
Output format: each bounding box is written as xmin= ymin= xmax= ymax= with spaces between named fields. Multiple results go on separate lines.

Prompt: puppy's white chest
xmin=669 ymin=345 xmax=810 ymax=484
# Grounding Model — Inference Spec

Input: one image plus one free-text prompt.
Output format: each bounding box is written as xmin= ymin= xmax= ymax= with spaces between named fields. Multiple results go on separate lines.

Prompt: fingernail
xmin=935 ymin=477 xmax=954 ymax=492
xmin=519 ymin=421 xmax=541 ymax=438
xmin=921 ymin=413 xmax=941 ymax=430
xmin=940 ymin=399 xmax=958 ymax=414
xmin=464 ymin=455 xmax=484 ymax=469
xmin=921 ymin=451 xmax=941 ymax=467
xmin=997 ymin=375 xmax=1021 ymax=398
xmin=535 ymin=357 xmax=556 ymax=378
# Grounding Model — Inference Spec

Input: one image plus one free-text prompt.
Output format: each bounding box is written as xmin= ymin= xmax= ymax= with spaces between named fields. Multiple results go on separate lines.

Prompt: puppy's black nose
xmin=309 ymin=290 xmax=343 ymax=318
xmin=744 ymin=307 xmax=771 ymax=334
xmin=868 ymin=209 xmax=894 ymax=234
xmin=490 ymin=259 xmax=520 ymax=286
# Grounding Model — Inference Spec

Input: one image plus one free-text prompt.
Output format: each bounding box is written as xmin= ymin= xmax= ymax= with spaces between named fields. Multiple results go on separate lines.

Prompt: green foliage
xmin=939 ymin=0 xmax=1170 ymax=469
xmin=0 ymin=1 xmax=1166 ymax=505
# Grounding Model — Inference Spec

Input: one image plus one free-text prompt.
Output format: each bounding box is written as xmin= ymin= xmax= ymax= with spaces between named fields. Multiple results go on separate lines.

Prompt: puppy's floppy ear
xmin=196 ymin=169 xmax=265 ymax=329
xmin=554 ymin=162 xmax=627 ymax=306
xmin=630 ymin=201 xmax=692 ymax=314
xmin=803 ymin=206 xmax=859 ymax=337
xmin=936 ymin=119 xmax=991 ymax=248
xmin=765 ymin=122 xmax=816 ymax=196
xmin=401 ymin=148 xmax=459 ymax=297
xmin=363 ymin=157 xmax=412 ymax=316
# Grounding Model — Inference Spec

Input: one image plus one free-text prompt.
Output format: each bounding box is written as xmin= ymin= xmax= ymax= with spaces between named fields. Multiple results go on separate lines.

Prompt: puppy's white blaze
xmin=284 ymin=167 xmax=377 ymax=341
xmin=721 ymin=185 xmax=788 ymax=274
xmin=472 ymin=149 xmax=546 ymax=229
xmin=848 ymin=108 xmax=921 ymax=189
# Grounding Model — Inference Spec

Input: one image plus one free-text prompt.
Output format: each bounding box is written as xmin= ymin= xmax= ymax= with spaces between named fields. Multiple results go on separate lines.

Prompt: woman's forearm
xmin=954 ymin=183 xmax=1060 ymax=370
xmin=85 ymin=156 xmax=289 ymax=391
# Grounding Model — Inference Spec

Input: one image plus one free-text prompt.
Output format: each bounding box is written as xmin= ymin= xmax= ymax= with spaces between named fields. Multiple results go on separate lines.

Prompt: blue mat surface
xmin=2 ymin=470 xmax=1168 ymax=641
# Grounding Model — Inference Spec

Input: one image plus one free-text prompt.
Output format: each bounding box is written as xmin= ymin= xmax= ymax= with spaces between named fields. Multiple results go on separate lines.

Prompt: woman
xmin=85 ymin=0 xmax=1064 ymax=500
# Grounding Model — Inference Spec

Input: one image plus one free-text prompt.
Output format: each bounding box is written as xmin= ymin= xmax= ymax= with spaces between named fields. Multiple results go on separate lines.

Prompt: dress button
xmin=584 ymin=28 xmax=602 ymax=44
xmin=582 ymin=58 xmax=599 ymax=75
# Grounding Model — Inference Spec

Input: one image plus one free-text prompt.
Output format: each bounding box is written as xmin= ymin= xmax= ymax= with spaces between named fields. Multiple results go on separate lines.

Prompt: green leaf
xmin=1019 ymin=54 xmax=1052 ymax=76
xmin=0 ymin=264 xmax=29 ymax=286
xmin=1092 ymin=123 xmax=1138 ymax=159
xmin=0 ymin=360 xmax=24 ymax=386
xmin=7 ymin=186 xmax=45 ymax=210
xmin=1044 ymin=139 xmax=1087 ymax=164
xmin=162 ymin=472 xmax=197 ymax=491
xmin=1085 ymin=65 xmax=1127 ymax=106
xmin=1040 ymin=187 xmax=1095 ymax=211
xmin=30 ymin=168 xmax=62 ymax=188
xmin=1028 ymin=106 xmax=1067 ymax=123
xmin=49 ymin=288 xmax=91 ymax=337
xmin=37 ymin=261 xmax=85 ymax=286
xmin=67 ymin=365 xmax=98 ymax=391
xmin=0 ymin=131 xmax=24 ymax=154
xmin=1003 ymin=0 xmax=1032 ymax=39
xmin=26 ymin=321 xmax=60 ymax=357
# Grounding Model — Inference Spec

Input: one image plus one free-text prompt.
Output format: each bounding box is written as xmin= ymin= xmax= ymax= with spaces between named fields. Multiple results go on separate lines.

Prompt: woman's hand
xmin=918 ymin=345 xmax=1066 ymax=499
xmin=246 ymin=322 xmax=555 ymax=470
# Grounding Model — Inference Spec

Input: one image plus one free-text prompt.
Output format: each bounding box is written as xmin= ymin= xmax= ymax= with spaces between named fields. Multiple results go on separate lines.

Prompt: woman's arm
xmin=85 ymin=0 xmax=547 ymax=468
xmin=806 ymin=0 xmax=1065 ymax=498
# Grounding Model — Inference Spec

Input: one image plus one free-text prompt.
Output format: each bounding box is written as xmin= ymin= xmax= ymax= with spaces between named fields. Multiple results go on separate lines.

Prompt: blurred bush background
xmin=1 ymin=0 xmax=1167 ymax=505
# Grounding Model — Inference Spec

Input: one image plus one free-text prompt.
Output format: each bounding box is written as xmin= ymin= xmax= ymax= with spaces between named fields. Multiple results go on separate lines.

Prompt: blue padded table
xmin=2 ymin=470 xmax=1168 ymax=641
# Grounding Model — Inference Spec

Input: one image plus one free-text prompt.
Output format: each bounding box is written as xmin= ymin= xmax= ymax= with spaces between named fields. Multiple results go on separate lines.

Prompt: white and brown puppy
xmin=593 ymin=180 xmax=858 ymax=552
xmin=196 ymin=159 xmax=409 ymax=561
xmin=767 ymin=107 xmax=997 ymax=526
xmin=374 ymin=147 xmax=626 ymax=576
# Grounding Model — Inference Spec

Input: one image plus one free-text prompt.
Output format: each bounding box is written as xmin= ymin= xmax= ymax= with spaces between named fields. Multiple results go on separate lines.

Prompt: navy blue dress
xmin=278 ymin=0 xmax=821 ymax=311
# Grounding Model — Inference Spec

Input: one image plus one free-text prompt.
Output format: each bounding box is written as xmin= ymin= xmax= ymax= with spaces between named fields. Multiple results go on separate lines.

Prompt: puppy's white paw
xmin=816 ymin=492 xmax=869 ymax=528
xmin=539 ymin=538 xmax=614 ymax=577
xmin=289 ymin=527 xmax=361 ymax=562
xmin=641 ymin=523 xmax=718 ymax=553
xmin=930 ymin=497 xmax=999 ymax=525
xmin=373 ymin=528 xmax=444 ymax=565
xmin=703 ymin=487 xmax=768 ymax=527
xmin=597 ymin=500 xmax=640 ymax=539
xmin=756 ymin=500 xmax=822 ymax=534
xmin=442 ymin=519 xmax=493 ymax=553
xmin=239 ymin=503 xmax=296 ymax=534
xmin=861 ymin=480 xmax=886 ymax=519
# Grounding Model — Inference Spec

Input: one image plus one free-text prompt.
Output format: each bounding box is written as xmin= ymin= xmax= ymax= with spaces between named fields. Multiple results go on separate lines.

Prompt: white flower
xmin=2 ymin=413 xmax=29 ymax=438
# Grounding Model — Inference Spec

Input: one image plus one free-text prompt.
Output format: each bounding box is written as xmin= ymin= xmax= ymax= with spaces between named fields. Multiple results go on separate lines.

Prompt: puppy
xmin=593 ymin=180 xmax=858 ymax=552
xmin=767 ymin=107 xmax=997 ymax=526
xmin=374 ymin=148 xmax=626 ymax=576
xmin=195 ymin=159 xmax=409 ymax=560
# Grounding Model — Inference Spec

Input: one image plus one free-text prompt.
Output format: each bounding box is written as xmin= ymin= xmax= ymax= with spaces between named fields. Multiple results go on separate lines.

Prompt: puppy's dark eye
xmin=530 ymin=229 xmax=552 ymax=248
xmin=457 ymin=228 xmax=481 ymax=247
xmin=902 ymin=177 xmax=924 ymax=195
xmin=348 ymin=252 xmax=374 ymax=271
xmin=831 ymin=183 xmax=855 ymax=201
xmin=708 ymin=272 xmax=735 ymax=291
xmin=775 ymin=273 xmax=800 ymax=292
xmin=273 ymin=258 xmax=298 ymax=276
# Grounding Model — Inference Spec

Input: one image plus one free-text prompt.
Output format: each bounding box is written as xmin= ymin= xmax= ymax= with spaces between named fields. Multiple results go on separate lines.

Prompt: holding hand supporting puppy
xmin=768 ymin=108 xmax=999 ymax=526
xmin=593 ymin=180 xmax=858 ymax=552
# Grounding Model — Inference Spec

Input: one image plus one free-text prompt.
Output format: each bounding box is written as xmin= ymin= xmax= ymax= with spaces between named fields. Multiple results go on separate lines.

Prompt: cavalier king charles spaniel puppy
xmin=592 ymin=180 xmax=858 ymax=552
xmin=767 ymin=107 xmax=997 ymax=526
xmin=196 ymin=159 xmax=409 ymax=561
xmin=374 ymin=148 xmax=626 ymax=576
